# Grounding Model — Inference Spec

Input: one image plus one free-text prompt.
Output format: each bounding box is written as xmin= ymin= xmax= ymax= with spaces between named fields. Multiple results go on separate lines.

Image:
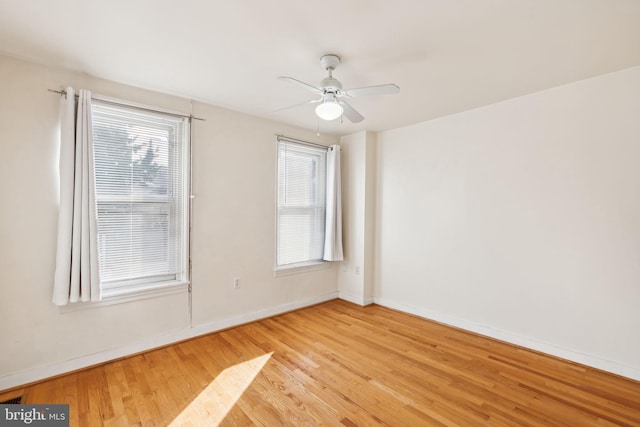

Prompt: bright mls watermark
xmin=1 ymin=405 xmax=69 ymax=426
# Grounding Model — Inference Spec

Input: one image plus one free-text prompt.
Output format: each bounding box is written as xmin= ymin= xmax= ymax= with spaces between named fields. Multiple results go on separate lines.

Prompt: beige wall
xmin=0 ymin=55 xmax=338 ymax=387
xmin=375 ymin=66 xmax=640 ymax=379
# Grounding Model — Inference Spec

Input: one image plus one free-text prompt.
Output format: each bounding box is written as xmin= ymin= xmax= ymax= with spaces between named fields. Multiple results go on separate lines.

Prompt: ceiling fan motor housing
xmin=319 ymin=55 xmax=343 ymax=94
xmin=320 ymin=77 xmax=342 ymax=93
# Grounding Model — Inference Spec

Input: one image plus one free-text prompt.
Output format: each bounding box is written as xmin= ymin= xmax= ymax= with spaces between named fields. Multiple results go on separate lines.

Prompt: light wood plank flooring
xmin=2 ymin=300 xmax=639 ymax=426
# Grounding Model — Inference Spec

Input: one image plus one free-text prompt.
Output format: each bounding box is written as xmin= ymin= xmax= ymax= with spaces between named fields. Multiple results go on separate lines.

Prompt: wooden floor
xmin=2 ymin=300 xmax=639 ymax=426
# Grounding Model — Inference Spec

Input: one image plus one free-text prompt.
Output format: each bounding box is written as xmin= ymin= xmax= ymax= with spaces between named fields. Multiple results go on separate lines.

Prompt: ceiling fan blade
xmin=339 ymin=100 xmax=364 ymax=123
xmin=273 ymin=97 xmax=322 ymax=113
xmin=278 ymin=76 xmax=323 ymax=94
xmin=344 ymin=83 xmax=400 ymax=98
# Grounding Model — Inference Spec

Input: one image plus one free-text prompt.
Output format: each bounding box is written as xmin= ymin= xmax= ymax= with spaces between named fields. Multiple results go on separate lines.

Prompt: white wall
xmin=375 ymin=66 xmax=640 ymax=379
xmin=338 ymin=131 xmax=376 ymax=305
xmin=0 ymin=55 xmax=338 ymax=389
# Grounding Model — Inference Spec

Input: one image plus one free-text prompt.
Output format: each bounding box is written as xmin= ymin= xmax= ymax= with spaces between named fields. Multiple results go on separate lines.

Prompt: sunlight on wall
xmin=169 ymin=352 xmax=273 ymax=425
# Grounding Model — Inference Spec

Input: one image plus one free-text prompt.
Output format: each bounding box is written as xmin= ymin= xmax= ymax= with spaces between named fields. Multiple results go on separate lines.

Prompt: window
xmin=276 ymin=139 xmax=327 ymax=268
xmin=91 ymin=100 xmax=189 ymax=297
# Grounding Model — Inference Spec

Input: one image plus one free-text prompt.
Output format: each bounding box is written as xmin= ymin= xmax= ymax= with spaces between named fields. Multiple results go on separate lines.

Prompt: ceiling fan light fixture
xmin=315 ymin=98 xmax=343 ymax=121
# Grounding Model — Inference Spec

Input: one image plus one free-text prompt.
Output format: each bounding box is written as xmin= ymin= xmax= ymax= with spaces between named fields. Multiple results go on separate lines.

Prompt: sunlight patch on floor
xmin=169 ymin=352 xmax=273 ymax=426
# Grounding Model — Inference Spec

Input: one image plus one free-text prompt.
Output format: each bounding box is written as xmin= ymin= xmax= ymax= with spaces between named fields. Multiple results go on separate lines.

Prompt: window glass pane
xmin=277 ymin=140 xmax=326 ymax=266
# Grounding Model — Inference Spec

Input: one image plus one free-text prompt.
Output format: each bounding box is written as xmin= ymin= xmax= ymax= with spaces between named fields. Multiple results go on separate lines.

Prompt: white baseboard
xmin=0 ymin=292 xmax=338 ymax=391
xmin=338 ymin=292 xmax=373 ymax=306
xmin=374 ymin=297 xmax=640 ymax=381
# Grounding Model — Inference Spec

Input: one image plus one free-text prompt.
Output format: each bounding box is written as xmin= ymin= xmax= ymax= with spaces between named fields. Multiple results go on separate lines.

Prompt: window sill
xmin=274 ymin=260 xmax=332 ymax=277
xmin=59 ymin=281 xmax=189 ymax=313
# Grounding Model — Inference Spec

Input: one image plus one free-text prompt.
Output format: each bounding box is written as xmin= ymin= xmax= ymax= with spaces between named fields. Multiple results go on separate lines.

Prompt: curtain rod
xmin=275 ymin=134 xmax=333 ymax=150
xmin=48 ymin=89 xmax=205 ymax=121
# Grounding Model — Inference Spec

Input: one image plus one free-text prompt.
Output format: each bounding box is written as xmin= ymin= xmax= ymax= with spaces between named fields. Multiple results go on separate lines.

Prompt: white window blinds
xmin=91 ymin=100 xmax=189 ymax=295
xmin=277 ymin=140 xmax=327 ymax=266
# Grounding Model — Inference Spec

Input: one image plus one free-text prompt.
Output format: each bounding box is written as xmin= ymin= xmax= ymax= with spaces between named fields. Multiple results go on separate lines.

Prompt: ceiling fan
xmin=277 ymin=54 xmax=399 ymax=123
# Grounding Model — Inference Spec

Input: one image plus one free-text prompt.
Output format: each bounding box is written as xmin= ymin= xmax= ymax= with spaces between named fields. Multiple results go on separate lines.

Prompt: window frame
xmin=274 ymin=137 xmax=330 ymax=276
xmin=90 ymin=96 xmax=191 ymax=302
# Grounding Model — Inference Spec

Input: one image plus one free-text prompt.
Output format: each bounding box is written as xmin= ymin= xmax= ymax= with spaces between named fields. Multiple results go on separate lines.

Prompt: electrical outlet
xmin=342 ymin=263 xmax=348 ymax=272
xmin=355 ymin=266 xmax=360 ymax=275
xmin=233 ymin=277 xmax=241 ymax=289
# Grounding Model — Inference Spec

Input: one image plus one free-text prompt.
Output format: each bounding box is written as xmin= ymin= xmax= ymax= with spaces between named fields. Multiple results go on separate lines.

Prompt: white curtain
xmin=323 ymin=145 xmax=344 ymax=261
xmin=52 ymin=88 xmax=101 ymax=305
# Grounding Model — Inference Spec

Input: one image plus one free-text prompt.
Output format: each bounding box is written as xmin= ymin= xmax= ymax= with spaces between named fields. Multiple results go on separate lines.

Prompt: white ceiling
xmin=1 ymin=0 xmax=639 ymax=135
